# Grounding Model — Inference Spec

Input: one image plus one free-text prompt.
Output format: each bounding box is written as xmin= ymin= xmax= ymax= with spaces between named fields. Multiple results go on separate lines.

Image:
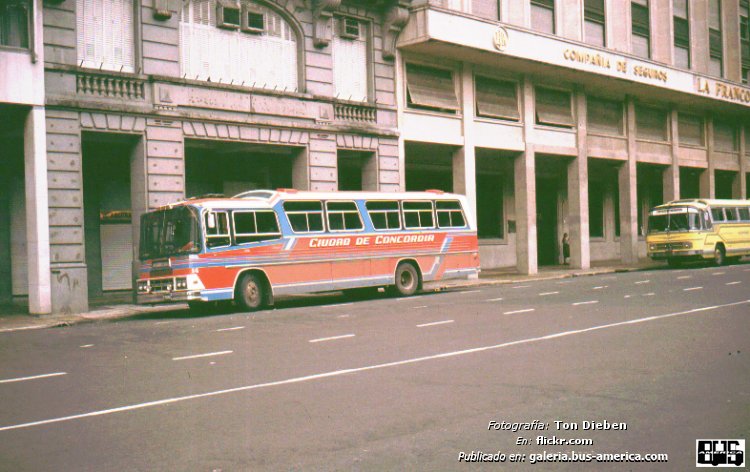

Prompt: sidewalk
xmin=0 ymin=259 xmax=660 ymax=332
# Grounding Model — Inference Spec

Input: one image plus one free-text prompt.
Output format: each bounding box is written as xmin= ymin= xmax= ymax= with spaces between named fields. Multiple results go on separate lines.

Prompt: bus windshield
xmin=140 ymin=206 xmax=201 ymax=259
xmin=647 ymin=209 xmax=702 ymax=234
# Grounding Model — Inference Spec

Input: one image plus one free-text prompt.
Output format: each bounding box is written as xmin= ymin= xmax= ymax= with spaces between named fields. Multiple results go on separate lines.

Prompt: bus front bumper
xmin=648 ymin=249 xmax=705 ymax=261
xmin=137 ymin=290 xmax=202 ymax=305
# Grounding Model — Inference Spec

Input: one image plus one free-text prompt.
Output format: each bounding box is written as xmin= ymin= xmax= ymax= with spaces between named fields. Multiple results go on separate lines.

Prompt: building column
xmin=453 ymin=63 xmax=476 ymax=220
xmin=395 ymin=50 xmax=406 ymax=192
xmin=130 ymin=137 xmax=147 ymax=301
xmin=516 ymin=77 xmax=537 ymax=275
xmin=24 ymin=106 xmax=52 ymax=314
xmin=740 ymin=127 xmax=747 ymax=199
xmin=664 ymin=109 xmax=680 ymax=201
xmin=568 ymin=88 xmax=589 ymax=269
xmin=619 ymin=97 xmax=639 ymax=264
xmin=701 ymin=116 xmax=716 ymax=198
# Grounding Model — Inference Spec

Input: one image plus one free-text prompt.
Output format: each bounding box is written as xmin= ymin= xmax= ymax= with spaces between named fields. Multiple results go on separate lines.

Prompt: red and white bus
xmin=136 ymin=189 xmax=480 ymax=310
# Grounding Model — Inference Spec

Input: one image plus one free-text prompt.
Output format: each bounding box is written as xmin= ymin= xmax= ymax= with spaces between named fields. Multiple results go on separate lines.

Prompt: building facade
xmin=0 ymin=0 xmax=749 ymax=314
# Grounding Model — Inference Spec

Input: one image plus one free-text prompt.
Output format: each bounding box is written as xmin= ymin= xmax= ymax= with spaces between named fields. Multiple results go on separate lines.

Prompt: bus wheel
xmin=236 ymin=273 xmax=265 ymax=311
xmin=714 ymin=245 xmax=726 ymax=266
xmin=393 ymin=263 xmax=419 ymax=297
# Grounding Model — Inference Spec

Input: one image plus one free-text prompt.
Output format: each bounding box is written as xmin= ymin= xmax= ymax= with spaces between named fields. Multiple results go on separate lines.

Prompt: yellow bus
xmin=646 ymin=199 xmax=750 ymax=267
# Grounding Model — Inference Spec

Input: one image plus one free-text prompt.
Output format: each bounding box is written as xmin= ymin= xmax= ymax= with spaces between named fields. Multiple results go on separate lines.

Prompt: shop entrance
xmin=0 ymin=105 xmax=28 ymax=307
xmin=82 ymin=132 xmax=137 ymax=301
xmin=404 ymin=142 xmax=453 ymax=192
xmin=536 ymin=176 xmax=558 ymax=266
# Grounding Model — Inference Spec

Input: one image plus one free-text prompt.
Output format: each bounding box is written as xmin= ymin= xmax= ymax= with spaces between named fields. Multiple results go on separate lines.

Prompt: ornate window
xmin=0 ymin=0 xmax=30 ymax=49
xmin=180 ymin=0 xmax=299 ymax=91
xmin=77 ymin=0 xmax=135 ymax=72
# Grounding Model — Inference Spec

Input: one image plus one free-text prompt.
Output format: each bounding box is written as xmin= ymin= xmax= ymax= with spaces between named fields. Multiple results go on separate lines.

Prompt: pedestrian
xmin=562 ymin=233 xmax=570 ymax=265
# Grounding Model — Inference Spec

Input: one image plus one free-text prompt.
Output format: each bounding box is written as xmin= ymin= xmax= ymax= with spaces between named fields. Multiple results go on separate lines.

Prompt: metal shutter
xmin=77 ymin=0 xmax=134 ymax=72
xmin=535 ymin=87 xmax=574 ymax=127
xmin=635 ymin=105 xmax=668 ymax=141
xmin=475 ymin=76 xmax=519 ymax=121
xmin=406 ymin=63 xmax=459 ymax=111
xmin=677 ymin=113 xmax=704 ymax=146
xmin=100 ymin=224 xmax=133 ymax=291
xmin=333 ymin=19 xmax=368 ymax=102
xmin=588 ymin=97 xmax=624 ymax=135
xmin=713 ymin=121 xmax=737 ymax=152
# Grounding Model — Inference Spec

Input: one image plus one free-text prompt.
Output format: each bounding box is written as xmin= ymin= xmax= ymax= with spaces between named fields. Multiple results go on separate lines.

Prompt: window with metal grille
xmin=366 ymin=201 xmax=401 ymax=230
xmin=405 ymin=63 xmax=459 ymax=113
xmin=402 ymin=201 xmax=435 ymax=229
xmin=535 ymin=86 xmax=574 ymax=128
xmin=678 ymin=113 xmax=704 ymax=146
xmin=708 ymin=0 xmax=722 ymax=77
xmin=742 ymin=0 xmax=749 ymax=83
xmin=587 ymin=96 xmax=623 ymax=136
xmin=0 ymin=0 xmax=29 ymax=48
xmin=589 ymin=181 xmax=604 ymax=238
xmin=584 ymin=0 xmax=605 ymax=47
xmin=673 ymin=0 xmax=689 ymax=69
xmin=530 ymin=0 xmax=555 ymax=34
xmin=474 ymin=76 xmax=519 ymax=121
xmin=205 ymin=211 xmax=231 ymax=248
xmin=326 ymin=201 xmax=363 ymax=232
xmin=713 ymin=120 xmax=737 ymax=152
xmin=631 ymin=0 xmax=650 ymax=58
xmin=180 ymin=0 xmax=298 ymax=91
xmin=635 ymin=105 xmax=668 ymax=142
xmin=232 ymin=211 xmax=281 ymax=244
xmin=284 ymin=201 xmax=325 ymax=233
xmin=77 ymin=0 xmax=135 ymax=72
xmin=333 ymin=17 xmax=368 ymax=102
xmin=436 ymin=201 xmax=466 ymax=228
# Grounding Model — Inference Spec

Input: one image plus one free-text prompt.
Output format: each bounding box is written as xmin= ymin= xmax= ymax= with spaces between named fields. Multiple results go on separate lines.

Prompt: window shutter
xmin=77 ymin=0 xmax=134 ymax=72
xmin=406 ymin=63 xmax=459 ymax=112
xmin=635 ymin=105 xmax=668 ymax=141
xmin=587 ymin=97 xmax=623 ymax=135
xmin=475 ymin=76 xmax=519 ymax=121
xmin=713 ymin=121 xmax=737 ymax=152
xmin=677 ymin=113 xmax=704 ymax=146
xmin=535 ymin=87 xmax=574 ymax=127
xmin=333 ymin=19 xmax=368 ymax=102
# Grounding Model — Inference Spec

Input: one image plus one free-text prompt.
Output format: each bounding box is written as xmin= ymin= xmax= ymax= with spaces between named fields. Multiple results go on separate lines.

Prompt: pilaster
xmin=619 ymin=97 xmax=639 ymax=264
xmin=569 ymin=88 xmax=589 ymax=269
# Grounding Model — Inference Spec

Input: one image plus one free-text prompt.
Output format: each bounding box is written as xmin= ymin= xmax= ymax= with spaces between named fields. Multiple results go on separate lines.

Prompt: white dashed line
xmin=624 ymin=295 xmax=632 ymax=298
xmin=683 ymin=287 xmax=703 ymax=291
xmin=0 ymin=372 xmax=67 ymax=384
xmin=320 ymin=302 xmax=354 ymax=309
xmin=79 ymin=344 xmax=94 ymax=348
xmin=412 ymin=305 xmax=428 ymax=309
xmin=726 ymin=281 xmax=742 ymax=286
xmin=539 ymin=291 xmax=559 ymax=296
xmin=485 ymin=297 xmax=504 ymax=302
xmin=308 ymin=334 xmax=355 ymax=343
xmin=634 ymin=280 xmax=650 ymax=285
xmin=573 ymin=301 xmax=599 ymax=306
xmin=504 ymin=308 xmax=535 ymax=315
xmin=154 ymin=321 xmax=171 ymax=325
xmin=712 ymin=272 xmax=725 ymax=276
xmin=512 ymin=285 xmax=530 ymax=289
xmin=337 ymin=314 xmax=350 ymax=318
xmin=2 ymin=299 xmax=748 ymax=433
xmin=416 ymin=320 xmax=454 ymax=328
xmin=172 ymin=350 xmax=233 ymax=361
xmin=215 ymin=326 xmax=245 ymax=332
xmin=677 ymin=275 xmax=692 ymax=280
xmin=643 ymin=293 xmax=655 ymax=297
xmin=593 ymin=286 xmax=607 ymax=290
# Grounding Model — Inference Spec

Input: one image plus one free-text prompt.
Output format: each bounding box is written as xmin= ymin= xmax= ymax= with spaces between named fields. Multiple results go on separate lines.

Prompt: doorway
xmin=536 ymin=176 xmax=558 ymax=266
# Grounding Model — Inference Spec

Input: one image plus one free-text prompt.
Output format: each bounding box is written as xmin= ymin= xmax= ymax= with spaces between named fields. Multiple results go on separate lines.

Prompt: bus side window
xmin=725 ymin=207 xmax=738 ymax=221
xmin=711 ymin=208 xmax=725 ymax=223
xmin=205 ymin=211 xmax=230 ymax=248
xmin=326 ymin=201 xmax=363 ymax=231
xmin=402 ymin=201 xmax=435 ymax=229
xmin=233 ymin=210 xmax=281 ymax=244
xmin=739 ymin=208 xmax=750 ymax=221
xmin=702 ymin=211 xmax=712 ymax=229
xmin=436 ymin=200 xmax=466 ymax=228
xmin=365 ymin=201 xmax=401 ymax=230
xmin=284 ymin=201 xmax=325 ymax=233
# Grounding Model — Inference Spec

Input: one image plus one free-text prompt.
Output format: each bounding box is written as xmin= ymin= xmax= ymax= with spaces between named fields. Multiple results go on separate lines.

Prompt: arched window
xmin=180 ymin=0 xmax=299 ymax=91
xmin=77 ymin=0 xmax=135 ymax=72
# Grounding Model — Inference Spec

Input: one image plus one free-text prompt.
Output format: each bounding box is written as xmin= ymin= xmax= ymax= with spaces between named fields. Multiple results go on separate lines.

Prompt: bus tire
xmin=714 ymin=245 xmax=726 ymax=266
xmin=236 ymin=273 xmax=265 ymax=311
xmin=393 ymin=262 xmax=419 ymax=297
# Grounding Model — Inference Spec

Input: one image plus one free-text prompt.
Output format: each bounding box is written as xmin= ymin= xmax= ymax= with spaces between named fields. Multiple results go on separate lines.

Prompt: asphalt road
xmin=1 ymin=262 xmax=749 ymax=471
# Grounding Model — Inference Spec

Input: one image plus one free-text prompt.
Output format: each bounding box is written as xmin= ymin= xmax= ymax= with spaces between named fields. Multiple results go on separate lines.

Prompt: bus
xmin=136 ymin=189 xmax=480 ymax=310
xmin=646 ymin=199 xmax=750 ymax=267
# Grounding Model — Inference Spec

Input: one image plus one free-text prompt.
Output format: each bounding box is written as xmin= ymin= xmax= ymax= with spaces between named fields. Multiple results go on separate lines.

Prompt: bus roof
xmin=652 ymin=198 xmax=750 ymax=210
xmin=155 ymin=189 xmax=470 ymax=211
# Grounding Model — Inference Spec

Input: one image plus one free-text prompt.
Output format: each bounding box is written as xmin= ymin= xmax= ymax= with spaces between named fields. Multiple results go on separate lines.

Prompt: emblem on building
xmin=493 ymin=27 xmax=509 ymax=51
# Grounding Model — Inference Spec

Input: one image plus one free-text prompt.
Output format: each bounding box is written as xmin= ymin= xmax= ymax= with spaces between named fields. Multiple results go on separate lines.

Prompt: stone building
xmin=1 ymin=0 xmax=749 ymax=314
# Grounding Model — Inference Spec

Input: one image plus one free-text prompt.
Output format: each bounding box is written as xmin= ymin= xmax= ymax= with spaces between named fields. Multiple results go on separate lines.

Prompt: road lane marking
xmin=624 ymin=295 xmax=632 ymax=298
xmin=154 ymin=321 xmax=172 ymax=326
xmin=512 ymin=285 xmax=530 ymax=289
xmin=572 ymin=301 xmax=598 ymax=306
xmin=712 ymin=272 xmax=725 ymax=276
xmin=643 ymin=293 xmax=655 ymax=297
xmin=320 ymin=302 xmax=354 ymax=308
xmin=2 ymin=299 xmax=749 ymax=433
xmin=0 ymin=372 xmax=67 ymax=384
xmin=215 ymin=326 xmax=245 ymax=332
xmin=412 ymin=306 xmax=428 ymax=309
xmin=416 ymin=320 xmax=454 ymax=328
xmin=677 ymin=276 xmax=692 ymax=280
xmin=79 ymin=344 xmax=94 ymax=348
xmin=172 ymin=351 xmax=233 ymax=361
xmin=461 ymin=290 xmax=482 ymax=294
xmin=0 ymin=325 xmax=45 ymax=334
xmin=503 ymin=308 xmax=534 ymax=315
xmin=308 ymin=334 xmax=355 ymax=343
xmin=683 ymin=287 xmax=703 ymax=291
xmin=539 ymin=291 xmax=559 ymax=296
xmin=726 ymin=281 xmax=741 ymax=285
xmin=593 ymin=286 xmax=607 ymax=290
xmin=337 ymin=314 xmax=350 ymax=318
xmin=485 ymin=297 xmax=504 ymax=302
xmin=634 ymin=280 xmax=650 ymax=285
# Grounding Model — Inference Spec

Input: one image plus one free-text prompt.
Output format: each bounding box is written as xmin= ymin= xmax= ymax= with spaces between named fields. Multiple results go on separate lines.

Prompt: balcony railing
xmin=76 ymin=71 xmax=146 ymax=100
xmin=334 ymin=102 xmax=377 ymax=123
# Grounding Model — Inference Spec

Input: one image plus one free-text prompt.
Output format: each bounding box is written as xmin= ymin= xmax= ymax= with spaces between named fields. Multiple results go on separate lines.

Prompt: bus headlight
xmin=175 ymin=277 xmax=188 ymax=290
xmin=681 ymin=242 xmax=692 ymax=249
xmin=137 ymin=280 xmax=150 ymax=293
